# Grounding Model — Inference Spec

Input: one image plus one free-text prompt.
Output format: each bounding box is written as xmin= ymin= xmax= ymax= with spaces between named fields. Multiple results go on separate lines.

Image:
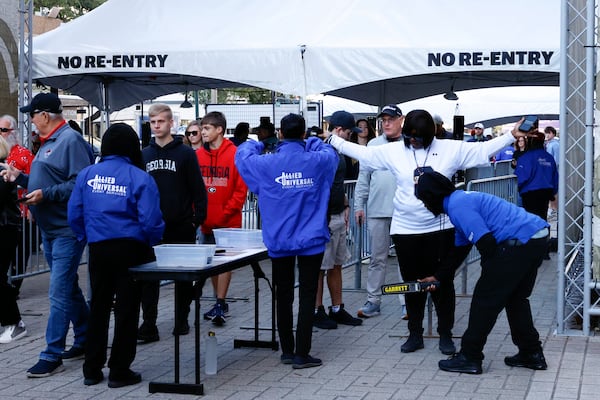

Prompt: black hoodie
xmin=415 ymin=170 xmax=456 ymax=216
xmin=142 ymin=136 xmax=207 ymax=227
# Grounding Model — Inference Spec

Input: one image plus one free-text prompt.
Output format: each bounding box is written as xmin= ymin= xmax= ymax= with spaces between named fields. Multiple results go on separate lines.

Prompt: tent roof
xmin=32 ymin=0 xmax=560 ymax=110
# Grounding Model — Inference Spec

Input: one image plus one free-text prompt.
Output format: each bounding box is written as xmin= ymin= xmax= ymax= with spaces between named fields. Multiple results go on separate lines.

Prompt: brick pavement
xmin=1 ymin=251 xmax=599 ymax=400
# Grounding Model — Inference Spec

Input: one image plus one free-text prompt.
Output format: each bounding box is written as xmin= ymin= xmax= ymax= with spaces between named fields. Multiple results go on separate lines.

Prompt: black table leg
xmin=148 ymin=280 xmax=205 ymax=395
xmin=233 ymin=261 xmax=279 ymax=350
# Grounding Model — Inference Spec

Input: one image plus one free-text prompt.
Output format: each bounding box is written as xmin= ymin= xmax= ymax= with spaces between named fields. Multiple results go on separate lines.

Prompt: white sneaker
xmin=0 ymin=321 xmax=27 ymax=344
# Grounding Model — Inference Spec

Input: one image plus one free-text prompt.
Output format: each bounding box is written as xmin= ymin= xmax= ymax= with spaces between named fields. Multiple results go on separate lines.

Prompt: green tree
xmin=35 ymin=0 xmax=107 ymax=21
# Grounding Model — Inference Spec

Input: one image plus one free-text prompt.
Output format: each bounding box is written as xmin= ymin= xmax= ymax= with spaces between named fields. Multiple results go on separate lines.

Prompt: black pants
xmin=0 ymin=225 xmax=21 ymax=326
xmin=272 ymin=253 xmax=323 ymax=357
xmin=140 ymin=222 xmax=196 ymax=327
xmin=460 ymin=237 xmax=547 ymax=361
xmin=392 ymin=229 xmax=456 ymax=336
xmin=83 ymin=239 xmax=154 ymax=377
xmin=11 ymin=218 xmax=39 ymax=291
xmin=521 ymin=188 xmax=553 ymax=221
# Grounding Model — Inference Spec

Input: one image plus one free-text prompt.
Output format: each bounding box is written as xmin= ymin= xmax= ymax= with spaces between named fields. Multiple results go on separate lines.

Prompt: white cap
xmin=474 ymin=122 xmax=484 ymax=129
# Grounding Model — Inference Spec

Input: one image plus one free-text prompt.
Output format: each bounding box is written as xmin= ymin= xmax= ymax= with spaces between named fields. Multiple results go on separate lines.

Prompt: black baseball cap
xmin=19 ymin=92 xmax=63 ymax=114
xmin=377 ymin=104 xmax=403 ymax=118
xmin=329 ymin=111 xmax=361 ymax=134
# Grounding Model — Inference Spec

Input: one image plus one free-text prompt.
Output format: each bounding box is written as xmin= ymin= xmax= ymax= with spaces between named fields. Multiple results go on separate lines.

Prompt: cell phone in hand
xmin=16 ymin=197 xmax=28 ymax=203
xmin=518 ymin=115 xmax=539 ymax=133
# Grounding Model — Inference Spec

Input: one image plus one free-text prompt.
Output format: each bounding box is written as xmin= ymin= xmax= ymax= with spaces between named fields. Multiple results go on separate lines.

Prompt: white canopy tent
xmin=312 ymin=86 xmax=559 ymax=129
xmin=30 ymin=0 xmax=560 ymax=112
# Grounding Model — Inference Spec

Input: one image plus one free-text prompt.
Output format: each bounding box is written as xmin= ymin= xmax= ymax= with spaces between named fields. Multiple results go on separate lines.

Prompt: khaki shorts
xmin=321 ymin=211 xmax=350 ymax=270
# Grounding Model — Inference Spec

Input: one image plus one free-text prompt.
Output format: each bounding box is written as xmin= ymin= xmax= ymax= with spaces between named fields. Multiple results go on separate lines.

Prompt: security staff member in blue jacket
xmin=68 ymin=124 xmax=165 ymax=387
xmin=415 ymin=170 xmax=549 ymax=375
xmin=235 ymin=113 xmax=338 ymax=369
xmin=515 ymin=130 xmax=558 ymax=221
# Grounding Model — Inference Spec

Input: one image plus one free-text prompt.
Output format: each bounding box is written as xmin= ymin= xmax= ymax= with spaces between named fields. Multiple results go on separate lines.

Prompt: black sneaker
xmin=504 ymin=351 xmax=548 ymax=370
xmin=83 ymin=371 xmax=104 ymax=386
xmin=172 ymin=320 xmax=190 ymax=336
xmin=439 ymin=335 xmax=456 ymax=355
xmin=108 ymin=369 xmax=142 ymax=388
xmin=137 ymin=324 xmax=159 ymax=344
xmin=27 ymin=359 xmax=65 ymax=378
xmin=313 ymin=306 xmax=337 ymax=329
xmin=439 ymin=352 xmax=482 ymax=374
xmin=401 ymin=334 xmax=424 ymax=353
xmin=280 ymin=353 xmax=294 ymax=364
xmin=329 ymin=304 xmax=363 ymax=326
xmin=62 ymin=346 xmax=85 ymax=360
xmin=292 ymin=355 xmax=322 ymax=369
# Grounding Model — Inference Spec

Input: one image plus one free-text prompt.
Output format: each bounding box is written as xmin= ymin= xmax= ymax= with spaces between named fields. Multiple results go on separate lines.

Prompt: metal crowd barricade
xmin=8 ymin=174 xmax=517 ymax=295
xmin=8 ymin=217 xmax=48 ymax=284
xmin=456 ymin=173 xmax=519 ymax=295
xmin=343 ymin=180 xmax=371 ymax=290
xmin=241 ymin=191 xmax=260 ymax=229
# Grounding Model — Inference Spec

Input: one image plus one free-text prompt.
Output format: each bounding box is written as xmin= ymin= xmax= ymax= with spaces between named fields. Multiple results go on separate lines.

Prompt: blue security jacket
xmin=68 ymin=155 xmax=165 ymax=246
xmin=444 ymin=190 xmax=549 ymax=246
xmin=515 ymin=148 xmax=558 ymax=195
xmin=235 ymin=138 xmax=338 ymax=258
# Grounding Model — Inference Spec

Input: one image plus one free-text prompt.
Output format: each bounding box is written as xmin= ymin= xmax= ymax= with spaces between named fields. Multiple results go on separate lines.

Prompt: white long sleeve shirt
xmin=329 ymin=133 xmax=515 ymax=234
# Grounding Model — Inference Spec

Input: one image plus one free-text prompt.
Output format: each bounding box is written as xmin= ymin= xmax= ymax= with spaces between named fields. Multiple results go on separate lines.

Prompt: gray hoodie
xmin=353 ymin=135 xmax=396 ymax=218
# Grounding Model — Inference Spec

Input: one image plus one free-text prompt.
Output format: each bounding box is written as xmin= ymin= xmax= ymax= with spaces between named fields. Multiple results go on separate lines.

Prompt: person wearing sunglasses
xmin=0 ymin=134 xmax=28 ymax=346
xmin=184 ymin=120 xmax=202 ymax=150
xmin=1 ymin=92 xmax=94 ymax=378
xmin=325 ymin=109 xmax=522 ymax=357
xmin=0 ymin=115 xmax=35 ymax=294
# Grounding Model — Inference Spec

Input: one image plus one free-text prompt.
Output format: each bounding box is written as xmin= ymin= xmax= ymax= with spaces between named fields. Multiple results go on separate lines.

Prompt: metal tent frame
xmin=17 ymin=0 xmax=599 ymax=335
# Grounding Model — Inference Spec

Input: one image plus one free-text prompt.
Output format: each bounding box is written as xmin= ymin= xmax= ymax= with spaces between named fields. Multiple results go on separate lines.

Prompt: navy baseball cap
xmin=329 ymin=111 xmax=361 ymax=134
xmin=19 ymin=92 xmax=63 ymax=114
xmin=377 ymin=104 xmax=403 ymax=118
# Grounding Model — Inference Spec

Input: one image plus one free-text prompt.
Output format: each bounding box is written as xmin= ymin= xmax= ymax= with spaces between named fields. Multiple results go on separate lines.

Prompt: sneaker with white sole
xmin=357 ymin=301 xmax=381 ymax=318
xmin=204 ymin=303 xmax=229 ymax=326
xmin=27 ymin=359 xmax=65 ymax=378
xmin=0 ymin=321 xmax=27 ymax=344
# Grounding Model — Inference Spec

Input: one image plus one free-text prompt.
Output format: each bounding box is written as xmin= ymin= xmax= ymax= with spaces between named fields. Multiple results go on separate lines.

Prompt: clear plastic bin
xmin=153 ymin=244 xmax=216 ymax=267
xmin=213 ymin=228 xmax=264 ymax=249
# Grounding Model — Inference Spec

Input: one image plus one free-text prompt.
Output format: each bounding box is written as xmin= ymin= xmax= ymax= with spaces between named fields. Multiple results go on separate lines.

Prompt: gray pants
xmin=366 ymin=217 xmax=405 ymax=305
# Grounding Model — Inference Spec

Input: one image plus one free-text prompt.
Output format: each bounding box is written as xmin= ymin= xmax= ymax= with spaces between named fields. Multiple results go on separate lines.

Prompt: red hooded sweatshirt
xmin=196 ymin=138 xmax=248 ymax=235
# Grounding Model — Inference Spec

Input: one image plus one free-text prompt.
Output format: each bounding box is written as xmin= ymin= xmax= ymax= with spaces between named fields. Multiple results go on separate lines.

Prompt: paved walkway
xmin=1 ymin=250 xmax=599 ymax=400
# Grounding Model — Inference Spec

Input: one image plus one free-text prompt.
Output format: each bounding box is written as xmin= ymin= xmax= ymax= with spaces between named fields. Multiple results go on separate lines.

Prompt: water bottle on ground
xmin=205 ymin=331 xmax=217 ymax=375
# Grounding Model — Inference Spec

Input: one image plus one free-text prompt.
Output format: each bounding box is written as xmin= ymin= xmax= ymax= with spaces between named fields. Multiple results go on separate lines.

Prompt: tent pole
xmin=300 ymin=45 xmax=308 ymax=117
xmin=99 ymin=81 xmax=110 ymax=134
xmin=194 ymin=90 xmax=200 ymax=120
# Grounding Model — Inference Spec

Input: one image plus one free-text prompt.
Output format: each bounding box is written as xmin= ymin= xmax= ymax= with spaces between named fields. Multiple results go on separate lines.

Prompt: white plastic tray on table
xmin=153 ymin=244 xmax=217 ymax=268
xmin=213 ymin=228 xmax=264 ymax=249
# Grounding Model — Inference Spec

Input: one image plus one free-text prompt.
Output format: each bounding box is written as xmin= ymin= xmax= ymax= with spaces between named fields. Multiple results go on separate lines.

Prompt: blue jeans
xmin=40 ymin=234 xmax=89 ymax=362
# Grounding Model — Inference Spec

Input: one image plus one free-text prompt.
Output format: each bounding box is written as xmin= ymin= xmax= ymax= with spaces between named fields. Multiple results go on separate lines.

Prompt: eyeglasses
xmin=0 ymin=128 xmax=14 ymax=133
xmin=29 ymin=110 xmax=44 ymax=118
xmin=185 ymin=130 xmax=200 ymax=136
